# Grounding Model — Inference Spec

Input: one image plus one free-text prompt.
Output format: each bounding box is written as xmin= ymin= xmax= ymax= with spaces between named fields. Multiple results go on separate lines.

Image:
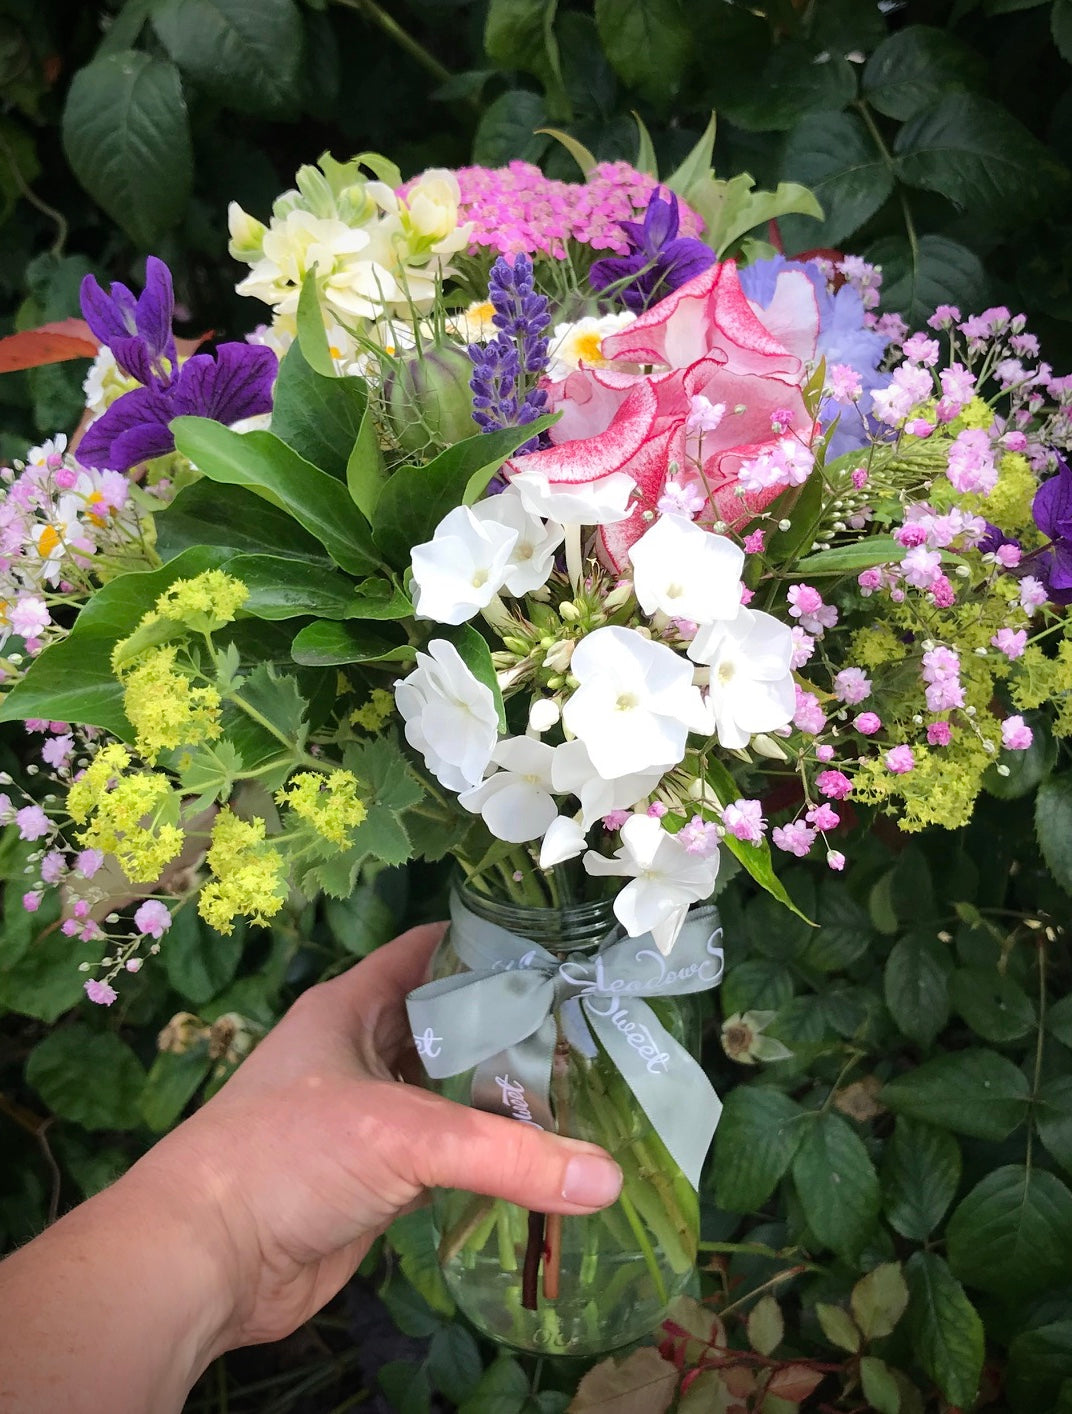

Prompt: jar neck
xmin=454 ymin=878 xmax=615 ymax=952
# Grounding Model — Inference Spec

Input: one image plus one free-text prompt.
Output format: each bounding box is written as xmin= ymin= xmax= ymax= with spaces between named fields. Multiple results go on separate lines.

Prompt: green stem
xmin=618 ymin=1189 xmax=668 ymax=1305
xmin=856 ymin=99 xmax=918 ymax=264
xmin=331 ymin=0 xmax=458 ymax=90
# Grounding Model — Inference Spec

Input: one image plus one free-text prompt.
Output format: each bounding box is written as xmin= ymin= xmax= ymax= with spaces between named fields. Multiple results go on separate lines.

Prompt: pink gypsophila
xmin=807 ymin=803 xmax=840 ymax=831
xmin=833 ymin=667 xmax=871 ymax=704
xmin=85 ymin=979 xmax=117 ymax=1006
xmin=772 ymin=820 xmax=816 ymax=857
xmin=927 ymin=721 xmax=953 ymax=746
xmin=855 ymin=712 xmax=882 ymax=735
xmin=816 ymin=769 xmax=852 ymax=799
xmin=722 ymin=798 xmax=766 ymax=845
xmin=134 ymin=899 xmax=172 ymax=939
xmin=991 ymin=628 xmax=1027 ymax=659
xmin=946 ymin=427 xmax=997 ymax=495
xmin=679 ymin=815 xmax=721 ymax=856
xmin=793 ymin=686 xmax=827 ymax=735
xmin=1001 ymin=716 xmax=1033 ymax=750
xmin=886 ymin=745 xmax=916 ymax=774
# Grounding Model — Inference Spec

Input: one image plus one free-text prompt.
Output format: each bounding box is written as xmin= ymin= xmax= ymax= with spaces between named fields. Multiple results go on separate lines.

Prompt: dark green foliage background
xmin=4 ymin=2 xmax=1072 ymax=1410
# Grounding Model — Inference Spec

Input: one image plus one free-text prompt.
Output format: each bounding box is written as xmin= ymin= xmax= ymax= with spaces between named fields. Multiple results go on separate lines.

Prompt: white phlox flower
xmin=509 ymin=466 xmax=636 ymax=526
xmin=583 ymin=814 xmax=720 ymax=955
xmin=561 ymin=626 xmax=709 ymax=779
xmin=628 ymin=514 xmax=745 ymax=624
xmin=410 ymin=505 xmax=517 ymax=625
xmin=471 ymin=488 xmax=564 ymax=596
xmin=458 ymin=737 xmax=557 ymax=843
xmin=539 ymin=814 xmax=588 ymax=868
xmin=688 ymin=607 xmax=795 ymax=749
xmin=550 ymin=738 xmax=663 ymax=830
xmin=394 ymin=638 xmax=500 ymax=792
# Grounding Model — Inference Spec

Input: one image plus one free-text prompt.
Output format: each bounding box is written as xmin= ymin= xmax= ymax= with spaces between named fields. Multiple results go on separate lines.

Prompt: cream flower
xmin=546 ymin=312 xmax=637 ymax=379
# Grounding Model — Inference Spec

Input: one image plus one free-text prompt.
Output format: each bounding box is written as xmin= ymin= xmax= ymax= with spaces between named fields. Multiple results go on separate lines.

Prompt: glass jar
xmin=426 ymin=882 xmax=703 ymax=1357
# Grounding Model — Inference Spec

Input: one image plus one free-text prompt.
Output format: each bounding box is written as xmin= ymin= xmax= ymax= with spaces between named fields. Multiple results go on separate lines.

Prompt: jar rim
xmin=453 ymin=875 xmax=616 ymax=949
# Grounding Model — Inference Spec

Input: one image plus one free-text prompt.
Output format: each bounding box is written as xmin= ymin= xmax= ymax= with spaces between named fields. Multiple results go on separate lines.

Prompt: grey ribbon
xmin=406 ymin=893 xmax=726 ymax=1189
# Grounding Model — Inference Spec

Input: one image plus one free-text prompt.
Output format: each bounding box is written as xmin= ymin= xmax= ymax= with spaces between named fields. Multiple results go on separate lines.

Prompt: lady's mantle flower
xmin=198 ymin=810 xmax=286 ymax=934
xmin=688 ymin=608 xmax=795 ymax=750
xmin=589 ymin=188 xmax=715 ymax=312
xmin=394 ymin=639 xmax=499 ymax=793
xmin=409 ymin=506 xmax=517 ymax=625
xmin=459 ymin=737 xmax=557 ymax=843
xmin=562 ymin=626 xmax=709 ymax=780
xmin=277 ymin=770 xmax=368 ymax=845
xmin=583 ymin=814 xmax=720 ymax=954
xmin=627 ymin=515 xmax=744 ymax=624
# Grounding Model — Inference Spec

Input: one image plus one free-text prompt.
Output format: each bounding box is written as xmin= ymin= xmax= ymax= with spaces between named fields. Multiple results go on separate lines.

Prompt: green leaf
xmin=271 ymin=339 xmax=372 ymax=481
xmin=692 ymin=174 xmax=824 ymax=260
xmin=27 ymin=1025 xmax=146 ymax=1130
xmin=947 ymin=1164 xmax=1072 ymax=1298
xmin=370 ymin=418 xmax=556 ymax=569
xmin=721 ymin=957 xmax=794 ymax=1016
xmin=1057 ymin=0 xmax=1072 ymax=63
xmin=389 ymin=1208 xmax=455 ymax=1319
xmin=632 ymin=113 xmax=658 ymax=177
xmin=62 ymin=51 xmax=191 ymax=248
xmin=150 ymin=0 xmax=303 ymax=116
xmin=720 ymin=43 xmax=857 ymax=134
xmin=0 ymin=911 xmax=99 ymax=1023
xmin=852 ymin=1263 xmax=909 ymax=1341
xmin=175 ymin=738 xmax=244 ymax=810
xmin=710 ymin=1086 xmax=806 ymax=1212
xmin=538 ymin=126 xmax=597 ymax=176
xmin=324 ymin=885 xmax=398 ymax=958
xmin=290 ymin=619 xmax=411 ymax=667
xmin=171 ymin=420 xmax=382 ymax=577
xmin=140 ymin=1047 xmax=212 ymax=1131
xmin=428 ymin=1324 xmax=482 ymax=1404
xmin=791 ymin=1111 xmax=880 ymax=1261
xmin=221 ymin=554 xmax=373 ymax=621
xmin=795 ymin=535 xmax=901 ymax=575
xmin=865 ymin=234 xmax=986 ymax=329
xmin=569 ymin=1347 xmax=678 ymax=1413
xmin=800 ymin=887 xmax=871 ymax=972
xmin=296 ymin=268 xmax=334 ymax=377
xmin=95 ymin=0 xmax=154 ymax=56
xmin=485 ymin=0 xmax=569 ymax=121
xmin=881 ymin=1116 xmax=961 ymax=1241
xmin=778 ymin=110 xmax=892 ymax=251
xmin=593 ymin=0 xmax=691 ymax=110
xmin=0 ymin=546 xmax=227 ymax=735
xmin=1035 ymin=1076 xmax=1072 ymax=1175
xmin=860 ymin=1356 xmax=902 ymax=1414
xmin=747 ymin=1294 xmax=784 ymax=1356
xmin=1037 ymin=773 xmax=1072 ymax=895
xmin=1049 ymin=993 xmax=1072 ymax=1047
xmin=458 ymin=1355 xmax=529 ymax=1414
xmin=895 ymin=93 xmax=1069 ymax=221
xmin=379 ymin=1361 xmax=432 ymax=1414
xmin=863 ymin=25 xmax=987 ymax=121
xmin=473 ymin=90 xmax=549 ymax=166
xmin=949 ymin=965 xmax=1035 ymax=1043
xmin=664 ymin=112 xmax=717 ymax=206
xmin=346 ymin=580 xmax=413 ymax=620
xmin=904 ymin=1252 xmax=983 ymax=1410
xmin=163 ymin=906 xmax=245 ymax=1005
xmin=816 ymin=1302 xmax=861 ymax=1353
xmin=155 ymin=479 xmax=332 ymax=565
xmin=884 ymin=932 xmax=951 ymax=1048
xmin=881 ymin=1047 xmax=1030 ymax=1140
xmin=1007 ymin=1320 xmax=1072 ymax=1412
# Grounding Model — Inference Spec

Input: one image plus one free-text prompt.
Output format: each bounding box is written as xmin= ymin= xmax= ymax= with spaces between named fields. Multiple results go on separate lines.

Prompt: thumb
xmin=389 ymin=1087 xmax=623 ymax=1215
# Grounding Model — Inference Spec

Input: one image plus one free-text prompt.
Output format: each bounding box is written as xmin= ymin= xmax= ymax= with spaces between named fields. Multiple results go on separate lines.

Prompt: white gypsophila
xmin=458 ymin=737 xmax=557 ymax=843
xmin=550 ymin=738 xmax=663 ymax=830
xmin=410 ymin=505 xmax=518 ymax=625
xmin=628 ymin=514 xmax=745 ymax=624
xmin=546 ymin=312 xmax=637 ymax=379
xmin=470 ymin=488 xmax=564 ymax=597
xmin=583 ymin=814 xmax=720 ymax=955
xmin=561 ymin=625 xmax=709 ymax=780
xmin=509 ymin=466 xmax=636 ymax=526
xmin=688 ymin=607 xmax=796 ymax=750
xmin=539 ymin=814 xmax=588 ymax=868
xmin=394 ymin=639 xmax=500 ymax=793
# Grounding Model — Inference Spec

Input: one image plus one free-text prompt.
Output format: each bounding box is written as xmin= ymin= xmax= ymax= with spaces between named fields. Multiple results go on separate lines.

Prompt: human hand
xmin=129 ymin=922 xmax=623 ymax=1358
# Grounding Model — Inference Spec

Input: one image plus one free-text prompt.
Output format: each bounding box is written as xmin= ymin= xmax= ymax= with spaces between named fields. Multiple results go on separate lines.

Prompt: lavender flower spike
xmin=468 ymin=253 xmax=551 ymax=458
xmin=590 ymin=188 xmax=715 ymax=312
xmin=80 ymin=255 xmax=178 ymax=389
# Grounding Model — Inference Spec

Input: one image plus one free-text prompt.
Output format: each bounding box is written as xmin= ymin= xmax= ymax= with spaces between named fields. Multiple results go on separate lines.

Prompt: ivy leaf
xmin=881 ymin=1116 xmax=961 ymax=1241
xmin=947 ymin=1164 xmax=1072 ymax=1298
xmin=864 ymin=234 xmax=986 ymax=328
xmin=904 ymin=1252 xmax=983 ymax=1410
xmin=791 ymin=1111 xmax=880 ymax=1261
xmin=883 ymin=931 xmax=951 ymax=1048
xmin=1037 ymin=773 xmax=1072 ymax=895
xmin=881 ymin=1048 xmax=1030 ymax=1140
xmin=710 ymin=1086 xmax=806 ymax=1212
xmin=150 ymin=0 xmax=303 ymax=115
xmin=862 ymin=25 xmax=987 ymax=121
xmin=27 ymin=1026 xmax=146 ymax=1130
xmin=62 ymin=51 xmax=192 ymax=247
xmin=778 ymin=111 xmax=893 ymax=250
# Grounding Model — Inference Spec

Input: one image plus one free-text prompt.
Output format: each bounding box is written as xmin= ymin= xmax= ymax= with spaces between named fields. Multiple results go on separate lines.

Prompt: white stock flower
xmin=583 ymin=814 xmax=720 ymax=954
xmin=509 ymin=466 xmax=636 ymax=526
xmin=688 ymin=607 xmax=795 ymax=750
xmin=394 ymin=639 xmax=500 ymax=792
xmin=471 ymin=488 xmax=564 ymax=596
xmin=458 ymin=737 xmax=557 ymax=843
xmin=562 ymin=626 xmax=709 ymax=779
xmin=410 ymin=505 xmax=518 ymax=625
xmin=628 ymin=515 xmax=745 ymax=624
xmin=551 ymin=738 xmax=662 ymax=830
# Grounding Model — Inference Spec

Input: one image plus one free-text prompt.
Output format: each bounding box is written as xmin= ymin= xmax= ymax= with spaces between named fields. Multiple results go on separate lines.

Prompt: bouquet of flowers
xmin=3 ymin=122 xmax=1072 ymax=1355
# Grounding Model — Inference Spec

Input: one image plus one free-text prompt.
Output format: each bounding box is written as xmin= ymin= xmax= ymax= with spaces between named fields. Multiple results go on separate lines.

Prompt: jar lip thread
xmin=454 ymin=877 xmax=616 ymax=949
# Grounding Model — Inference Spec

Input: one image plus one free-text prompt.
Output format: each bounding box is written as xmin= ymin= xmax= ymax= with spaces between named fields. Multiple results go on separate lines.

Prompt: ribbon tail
xmin=471 ymin=1017 xmax=557 ymax=1133
xmin=584 ymin=996 xmax=721 ymax=1188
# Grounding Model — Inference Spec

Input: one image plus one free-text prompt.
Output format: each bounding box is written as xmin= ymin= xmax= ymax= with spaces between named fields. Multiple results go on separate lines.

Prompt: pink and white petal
xmin=748 ymin=270 xmax=819 ymax=363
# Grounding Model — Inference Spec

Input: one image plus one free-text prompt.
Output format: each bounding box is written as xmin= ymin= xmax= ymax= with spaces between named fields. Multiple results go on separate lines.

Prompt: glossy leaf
xmin=884 ymin=932 xmax=951 ymax=1048
xmin=150 ymin=0 xmax=303 ymax=116
xmin=881 ymin=1047 xmax=1030 ymax=1140
xmin=904 ymin=1252 xmax=983 ymax=1410
xmin=949 ymin=965 xmax=1035 ymax=1043
xmin=863 ymin=25 xmax=987 ymax=121
xmin=271 ymin=339 xmax=374 ymax=482
xmin=154 ymin=479 xmax=332 ymax=565
xmin=778 ymin=111 xmax=892 ymax=250
xmin=1037 ymin=773 xmax=1072 ymax=895
xmin=863 ymin=234 xmax=986 ymax=327
xmin=593 ymin=0 xmax=691 ymax=110
xmin=290 ymin=620 xmax=412 ymax=667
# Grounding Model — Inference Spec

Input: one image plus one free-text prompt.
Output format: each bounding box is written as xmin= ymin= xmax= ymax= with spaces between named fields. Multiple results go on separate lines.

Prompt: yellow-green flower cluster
xmin=119 ymin=644 xmax=222 ymax=760
xmin=1011 ymin=641 xmax=1072 ymax=735
xmin=276 ymin=769 xmax=367 ymax=846
xmin=349 ymin=687 xmax=396 ymax=732
xmin=67 ymin=743 xmax=184 ymax=882
xmin=153 ymin=569 xmax=250 ymax=633
xmin=198 ymin=809 xmax=286 ymax=934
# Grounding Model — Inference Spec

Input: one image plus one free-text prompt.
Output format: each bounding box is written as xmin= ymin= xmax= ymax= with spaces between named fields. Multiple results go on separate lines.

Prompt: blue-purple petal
xmin=168 ymin=342 xmax=277 ymax=424
xmin=76 ymin=386 xmax=172 ymax=472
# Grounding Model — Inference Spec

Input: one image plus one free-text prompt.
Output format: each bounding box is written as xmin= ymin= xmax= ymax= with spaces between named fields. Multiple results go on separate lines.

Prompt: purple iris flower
xmin=1032 ymin=455 xmax=1072 ymax=603
xmin=77 ymin=257 xmax=277 ymax=474
xmin=589 ymin=189 xmax=715 ymax=312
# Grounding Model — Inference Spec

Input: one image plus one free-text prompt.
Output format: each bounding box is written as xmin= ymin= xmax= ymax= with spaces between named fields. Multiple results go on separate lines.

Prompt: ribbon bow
xmin=406 ymin=893 xmax=725 ymax=1189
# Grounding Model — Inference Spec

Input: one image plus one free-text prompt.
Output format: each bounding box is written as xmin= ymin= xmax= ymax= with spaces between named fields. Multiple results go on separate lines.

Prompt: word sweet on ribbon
xmin=406 ymin=892 xmax=726 ymax=1188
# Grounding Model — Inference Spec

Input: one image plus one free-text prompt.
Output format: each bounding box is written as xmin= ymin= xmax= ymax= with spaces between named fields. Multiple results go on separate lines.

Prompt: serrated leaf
xmin=27 ymin=1025 xmax=146 ymax=1130
xmin=884 ymin=932 xmax=951 ymax=1048
xmin=710 ymin=1086 xmax=805 ymax=1211
xmin=800 ymin=886 xmax=871 ymax=971
xmin=863 ymin=25 xmax=987 ymax=121
xmin=747 ymin=1294 xmax=784 ymax=1356
xmin=895 ymin=93 xmax=1069 ymax=221
xmin=1035 ymin=1076 xmax=1072 ymax=1175
xmin=140 ymin=1046 xmax=212 ymax=1131
xmin=389 ymin=1208 xmax=455 ymax=1319
xmin=150 ymin=0 xmax=303 ymax=116
xmin=860 ymin=1356 xmax=902 ymax=1414
xmin=778 ymin=110 xmax=892 ymax=251
xmin=791 ymin=1111 xmax=880 ymax=1261
xmin=593 ymin=0 xmax=691 ymax=110
xmin=163 ymin=906 xmax=246 ymax=1004
xmin=1037 ymin=773 xmax=1072 ymax=895
xmin=236 ymin=663 xmax=308 ymax=746
xmin=568 ymin=1345 xmax=678 ymax=1413
xmin=473 ymin=90 xmax=549 ymax=167
xmin=949 ymin=964 xmax=1035 ymax=1042
xmin=271 ymin=338 xmax=372 ymax=482
xmin=816 ymin=1301 xmax=861 ymax=1353
xmin=881 ymin=1116 xmax=961 ymax=1241
xmin=905 ymin=1252 xmax=983 ymax=1410
xmin=881 ymin=1047 xmax=1030 ymax=1140
xmin=866 ymin=234 xmax=986 ymax=329
xmin=458 ymin=1355 xmax=529 ymax=1414
xmin=1007 ymin=1320 xmax=1072 ymax=1411
xmin=852 ymin=1263 xmax=909 ymax=1340
xmin=174 ymin=738 xmax=244 ymax=810
xmin=720 ymin=42 xmax=856 ymax=134
xmin=947 ymin=1164 xmax=1072 ymax=1298
xmin=485 ymin=0 xmax=569 ymax=121
xmin=62 ymin=51 xmax=192 ymax=247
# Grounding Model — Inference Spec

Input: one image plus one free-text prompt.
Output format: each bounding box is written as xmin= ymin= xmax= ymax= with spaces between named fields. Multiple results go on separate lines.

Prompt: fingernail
xmin=562 ymin=1154 xmax=623 ymax=1207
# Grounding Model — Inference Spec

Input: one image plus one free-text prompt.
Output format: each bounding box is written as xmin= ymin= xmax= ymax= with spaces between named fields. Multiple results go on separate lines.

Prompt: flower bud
xmin=383 ymin=343 xmax=476 ymax=455
xmin=227 ymin=202 xmax=267 ymax=260
xmin=752 ymin=733 xmax=789 ymax=761
xmin=529 ymin=698 xmax=561 ymax=733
